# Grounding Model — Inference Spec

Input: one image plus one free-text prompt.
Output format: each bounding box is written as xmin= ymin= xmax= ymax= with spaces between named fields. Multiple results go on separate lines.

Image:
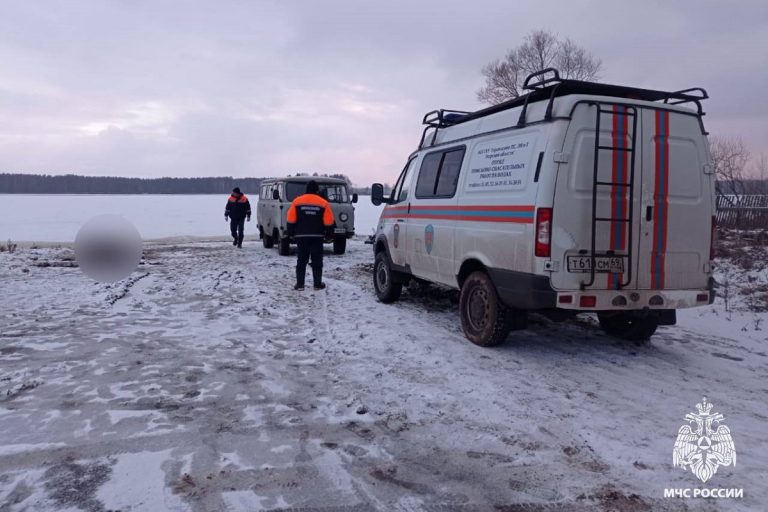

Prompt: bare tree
xmin=750 ymin=153 xmax=768 ymax=195
xmin=711 ymin=136 xmax=750 ymax=198
xmin=477 ymin=29 xmax=602 ymax=105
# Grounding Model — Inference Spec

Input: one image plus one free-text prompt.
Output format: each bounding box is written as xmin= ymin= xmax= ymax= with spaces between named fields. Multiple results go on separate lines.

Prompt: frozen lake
xmin=0 ymin=194 xmax=383 ymax=243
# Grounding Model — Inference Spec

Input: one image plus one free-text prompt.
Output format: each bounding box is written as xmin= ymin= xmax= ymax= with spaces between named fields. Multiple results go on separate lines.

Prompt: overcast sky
xmin=0 ymin=1 xmax=766 ymax=184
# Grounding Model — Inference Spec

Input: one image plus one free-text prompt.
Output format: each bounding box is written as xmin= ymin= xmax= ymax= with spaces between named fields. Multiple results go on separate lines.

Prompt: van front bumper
xmin=554 ymin=288 xmax=713 ymax=310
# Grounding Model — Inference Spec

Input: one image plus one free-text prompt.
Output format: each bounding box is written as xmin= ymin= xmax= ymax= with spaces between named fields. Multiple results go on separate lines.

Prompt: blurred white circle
xmin=74 ymin=214 xmax=143 ymax=282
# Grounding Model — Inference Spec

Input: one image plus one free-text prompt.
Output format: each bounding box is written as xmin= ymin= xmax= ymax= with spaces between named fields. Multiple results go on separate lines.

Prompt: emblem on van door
xmin=425 ymin=224 xmax=434 ymax=254
xmin=672 ymin=397 xmax=736 ymax=483
xmin=393 ymin=223 xmax=400 ymax=249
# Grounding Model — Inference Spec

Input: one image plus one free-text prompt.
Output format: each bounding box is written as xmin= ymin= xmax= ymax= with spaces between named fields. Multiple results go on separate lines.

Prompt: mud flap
xmin=657 ymin=310 xmax=676 ymax=326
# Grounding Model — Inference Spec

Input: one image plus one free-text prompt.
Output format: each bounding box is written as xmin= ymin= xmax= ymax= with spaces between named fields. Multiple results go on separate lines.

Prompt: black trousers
xmin=296 ymin=237 xmax=324 ymax=287
xmin=230 ymin=217 xmax=245 ymax=243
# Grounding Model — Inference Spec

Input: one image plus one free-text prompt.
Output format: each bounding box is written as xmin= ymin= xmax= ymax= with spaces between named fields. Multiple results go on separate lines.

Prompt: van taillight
xmin=710 ymin=215 xmax=717 ymax=260
xmin=535 ymin=208 xmax=552 ymax=258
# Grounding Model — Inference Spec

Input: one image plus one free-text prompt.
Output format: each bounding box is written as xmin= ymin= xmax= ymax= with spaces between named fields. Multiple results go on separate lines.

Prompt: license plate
xmin=334 ymin=228 xmax=346 ymax=233
xmin=567 ymin=255 xmax=625 ymax=273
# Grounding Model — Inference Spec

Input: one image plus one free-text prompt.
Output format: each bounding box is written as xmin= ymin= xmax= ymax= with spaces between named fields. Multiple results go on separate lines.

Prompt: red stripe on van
xmin=409 ymin=205 xmax=535 ymax=212
xmin=608 ymin=105 xmax=629 ymax=289
xmin=397 ymin=214 xmax=533 ymax=223
xmin=386 ymin=205 xmax=535 ymax=212
xmin=651 ymin=110 xmax=670 ymax=289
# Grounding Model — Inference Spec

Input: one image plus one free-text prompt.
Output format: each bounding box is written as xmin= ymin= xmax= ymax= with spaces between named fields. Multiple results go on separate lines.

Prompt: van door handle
xmin=646 ymin=206 xmax=653 ymax=221
xmin=396 ymin=219 xmax=405 ymax=222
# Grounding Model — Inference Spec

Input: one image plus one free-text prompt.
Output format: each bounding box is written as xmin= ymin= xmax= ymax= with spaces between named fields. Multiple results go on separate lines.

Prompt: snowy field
xmin=1 ymin=235 xmax=766 ymax=511
xmin=0 ymin=194 xmax=384 ymax=243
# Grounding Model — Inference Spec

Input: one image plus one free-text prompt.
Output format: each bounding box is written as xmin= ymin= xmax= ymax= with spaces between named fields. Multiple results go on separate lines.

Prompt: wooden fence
xmin=716 ymin=195 xmax=768 ymax=229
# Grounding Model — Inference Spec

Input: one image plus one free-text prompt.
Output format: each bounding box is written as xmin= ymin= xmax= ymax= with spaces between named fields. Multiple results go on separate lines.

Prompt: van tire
xmin=460 ymin=271 xmax=511 ymax=347
xmin=333 ymin=237 xmax=346 ymax=255
xmin=597 ymin=312 xmax=658 ymax=342
xmin=373 ymin=252 xmax=402 ymax=303
xmin=262 ymin=231 xmax=274 ymax=249
xmin=278 ymin=237 xmax=291 ymax=256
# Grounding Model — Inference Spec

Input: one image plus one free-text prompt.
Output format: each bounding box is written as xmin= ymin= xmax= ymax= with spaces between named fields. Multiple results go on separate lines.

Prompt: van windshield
xmin=285 ymin=182 xmax=349 ymax=203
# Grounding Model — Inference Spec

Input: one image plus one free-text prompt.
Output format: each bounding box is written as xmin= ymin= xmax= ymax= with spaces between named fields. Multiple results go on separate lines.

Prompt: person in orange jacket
xmin=286 ymin=180 xmax=335 ymax=290
xmin=224 ymin=187 xmax=251 ymax=248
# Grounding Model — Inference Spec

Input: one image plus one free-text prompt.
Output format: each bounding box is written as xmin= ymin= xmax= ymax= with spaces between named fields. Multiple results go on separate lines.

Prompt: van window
xmin=416 ymin=147 xmax=465 ymax=198
xmin=323 ymin=184 xmax=349 ymax=203
xmin=285 ymin=182 xmax=349 ymax=203
xmin=435 ymin=148 xmax=464 ymax=197
xmin=415 ymin=153 xmax=442 ymax=198
xmin=392 ymin=157 xmax=417 ymax=204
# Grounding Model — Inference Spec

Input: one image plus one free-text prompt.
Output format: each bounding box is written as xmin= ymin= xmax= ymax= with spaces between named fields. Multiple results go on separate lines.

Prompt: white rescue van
xmin=370 ymin=69 xmax=716 ymax=347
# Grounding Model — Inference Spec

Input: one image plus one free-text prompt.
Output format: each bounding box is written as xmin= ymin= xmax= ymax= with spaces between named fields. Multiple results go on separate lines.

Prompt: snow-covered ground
xmin=0 ymin=194 xmax=384 ymax=243
xmin=1 ymin=237 xmax=766 ymax=511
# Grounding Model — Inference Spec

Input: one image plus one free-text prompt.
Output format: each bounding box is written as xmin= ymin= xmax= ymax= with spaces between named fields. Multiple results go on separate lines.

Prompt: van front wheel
xmin=460 ymin=271 xmax=510 ymax=347
xmin=597 ymin=312 xmax=658 ymax=342
xmin=373 ymin=252 xmax=402 ymax=303
xmin=333 ymin=237 xmax=346 ymax=255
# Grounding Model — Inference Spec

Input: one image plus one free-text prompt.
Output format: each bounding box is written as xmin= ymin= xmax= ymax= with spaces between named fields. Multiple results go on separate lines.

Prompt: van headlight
xmin=339 ymin=212 xmax=349 ymax=222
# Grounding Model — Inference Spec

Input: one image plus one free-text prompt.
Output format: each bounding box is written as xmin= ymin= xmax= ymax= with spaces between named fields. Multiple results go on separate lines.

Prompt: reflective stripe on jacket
xmin=286 ymin=193 xmax=335 ymax=238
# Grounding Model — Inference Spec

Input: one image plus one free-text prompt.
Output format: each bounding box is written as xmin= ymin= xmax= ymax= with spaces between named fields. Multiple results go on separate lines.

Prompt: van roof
xmin=262 ymin=176 xmax=347 ymax=185
xmin=420 ymin=68 xmax=709 ymax=149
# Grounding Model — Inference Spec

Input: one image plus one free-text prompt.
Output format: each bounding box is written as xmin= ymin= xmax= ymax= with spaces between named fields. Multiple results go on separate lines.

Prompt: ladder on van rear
xmin=582 ymin=103 xmax=639 ymax=290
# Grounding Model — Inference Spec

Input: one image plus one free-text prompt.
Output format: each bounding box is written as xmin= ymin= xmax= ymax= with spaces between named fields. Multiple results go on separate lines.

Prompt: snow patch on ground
xmin=96 ymin=449 xmax=186 ymax=512
xmin=0 ymin=237 xmax=765 ymax=511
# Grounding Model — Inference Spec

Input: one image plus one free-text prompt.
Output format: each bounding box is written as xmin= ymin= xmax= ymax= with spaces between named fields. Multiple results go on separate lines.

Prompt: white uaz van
xmin=370 ymin=69 xmax=715 ymax=347
xmin=257 ymin=176 xmax=358 ymax=255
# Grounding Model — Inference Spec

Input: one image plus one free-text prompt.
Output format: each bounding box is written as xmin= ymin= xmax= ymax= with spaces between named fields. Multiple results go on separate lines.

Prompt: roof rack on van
xmin=420 ymin=68 xmax=709 ymax=147
xmin=419 ymin=109 xmax=472 ymax=147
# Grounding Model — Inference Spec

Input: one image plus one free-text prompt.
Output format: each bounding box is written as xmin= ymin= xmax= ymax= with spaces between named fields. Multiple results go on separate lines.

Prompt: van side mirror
xmin=272 ymin=189 xmax=280 ymax=201
xmin=371 ymin=183 xmax=387 ymax=206
xmin=352 ymin=193 xmax=358 ymax=203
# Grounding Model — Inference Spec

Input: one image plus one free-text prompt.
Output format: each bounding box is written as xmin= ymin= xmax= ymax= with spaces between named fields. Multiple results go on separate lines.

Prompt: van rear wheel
xmin=262 ymin=230 xmax=274 ymax=249
xmin=278 ymin=237 xmax=291 ymax=256
xmin=597 ymin=312 xmax=658 ymax=342
xmin=460 ymin=271 xmax=511 ymax=347
xmin=333 ymin=237 xmax=347 ymax=255
xmin=373 ymin=252 xmax=402 ymax=303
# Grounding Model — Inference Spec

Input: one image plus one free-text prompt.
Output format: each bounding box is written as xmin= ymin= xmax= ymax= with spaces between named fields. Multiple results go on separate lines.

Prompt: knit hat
xmin=232 ymin=187 xmax=241 ymax=194
xmin=306 ymin=180 xmax=319 ymax=194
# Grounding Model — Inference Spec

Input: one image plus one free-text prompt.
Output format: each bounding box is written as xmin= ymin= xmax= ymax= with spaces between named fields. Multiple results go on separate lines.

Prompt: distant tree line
xmin=0 ymin=173 xmax=372 ymax=195
xmin=0 ymin=174 xmax=264 ymax=194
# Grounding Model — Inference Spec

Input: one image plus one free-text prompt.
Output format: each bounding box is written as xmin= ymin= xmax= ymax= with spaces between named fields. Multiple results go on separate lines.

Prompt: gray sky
xmin=0 ymin=1 xmax=766 ymax=184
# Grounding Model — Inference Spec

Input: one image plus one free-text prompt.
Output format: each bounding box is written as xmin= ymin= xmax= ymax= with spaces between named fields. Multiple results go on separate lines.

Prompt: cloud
xmin=0 ymin=0 xmax=766 ymax=184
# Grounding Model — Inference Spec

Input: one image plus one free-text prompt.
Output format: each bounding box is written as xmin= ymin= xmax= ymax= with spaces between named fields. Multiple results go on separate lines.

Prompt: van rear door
xmin=636 ymin=109 xmax=712 ymax=290
xmin=550 ymin=102 xmax=712 ymax=292
xmin=550 ymin=102 xmax=639 ymax=291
